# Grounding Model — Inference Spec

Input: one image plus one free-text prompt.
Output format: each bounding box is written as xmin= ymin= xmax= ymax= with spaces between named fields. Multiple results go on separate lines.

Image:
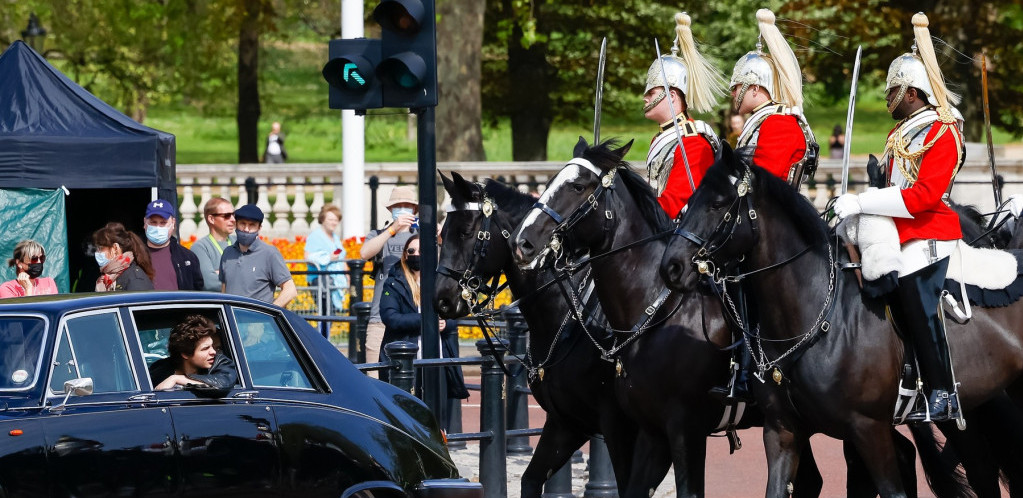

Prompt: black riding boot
xmin=709 ymin=342 xmax=754 ymax=403
xmin=895 ymin=257 xmax=961 ymax=423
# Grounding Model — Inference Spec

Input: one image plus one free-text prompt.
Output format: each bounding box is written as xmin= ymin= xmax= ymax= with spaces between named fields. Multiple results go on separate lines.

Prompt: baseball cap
xmin=145 ymin=200 xmax=175 ymax=219
xmin=234 ymin=204 xmax=264 ymax=224
xmin=386 ymin=186 xmax=418 ymax=208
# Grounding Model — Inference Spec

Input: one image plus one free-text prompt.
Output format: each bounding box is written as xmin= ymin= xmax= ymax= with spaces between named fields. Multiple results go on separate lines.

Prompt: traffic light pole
xmin=416 ymin=105 xmax=446 ymax=419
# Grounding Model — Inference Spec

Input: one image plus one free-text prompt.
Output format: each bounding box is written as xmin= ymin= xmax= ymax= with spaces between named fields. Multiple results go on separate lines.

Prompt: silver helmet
xmin=885 ymin=51 xmax=937 ymax=110
xmin=730 ymin=50 xmax=774 ymax=100
xmin=644 ymin=53 xmax=688 ymax=97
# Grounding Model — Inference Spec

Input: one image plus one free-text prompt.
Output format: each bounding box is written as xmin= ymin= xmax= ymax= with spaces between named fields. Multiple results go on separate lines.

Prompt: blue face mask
xmin=235 ymin=229 xmax=259 ymax=247
xmin=391 ymin=207 xmax=414 ymax=221
xmin=95 ymin=250 xmax=111 ymax=268
xmin=146 ymin=224 xmax=170 ymax=245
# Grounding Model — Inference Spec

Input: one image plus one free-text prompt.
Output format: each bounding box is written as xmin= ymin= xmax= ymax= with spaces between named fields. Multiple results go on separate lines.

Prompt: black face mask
xmin=26 ymin=263 xmax=44 ymax=279
xmin=406 ymin=255 xmax=421 ymax=272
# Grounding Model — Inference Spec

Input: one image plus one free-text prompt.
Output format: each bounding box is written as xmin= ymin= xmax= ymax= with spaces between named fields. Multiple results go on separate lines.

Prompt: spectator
xmin=360 ymin=185 xmax=418 ymax=378
xmin=154 ymin=314 xmax=237 ymax=393
xmin=92 ymin=222 xmax=155 ymax=292
xmin=305 ymin=204 xmax=348 ymax=313
xmin=219 ymin=204 xmax=297 ymax=307
xmin=727 ymin=114 xmax=745 ymax=149
xmin=378 ymin=236 xmax=468 ymax=405
xmin=143 ymin=200 xmax=203 ymax=291
xmin=0 ymin=240 xmax=58 ymax=298
xmin=191 ymin=197 xmax=236 ymax=291
xmin=829 ymin=124 xmax=845 ymax=159
xmin=263 ymin=121 xmax=287 ymax=164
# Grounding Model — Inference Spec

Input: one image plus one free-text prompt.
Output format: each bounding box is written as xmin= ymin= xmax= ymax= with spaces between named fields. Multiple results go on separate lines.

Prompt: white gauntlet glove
xmin=833 ymin=194 xmax=861 ymax=220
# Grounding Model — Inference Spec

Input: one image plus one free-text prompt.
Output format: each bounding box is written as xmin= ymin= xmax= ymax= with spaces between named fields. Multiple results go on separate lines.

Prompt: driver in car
xmin=153 ymin=315 xmax=237 ymax=395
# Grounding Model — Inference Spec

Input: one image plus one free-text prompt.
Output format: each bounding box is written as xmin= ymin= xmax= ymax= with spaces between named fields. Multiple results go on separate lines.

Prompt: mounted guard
xmin=834 ymin=12 xmax=967 ymax=423
xmin=730 ymin=9 xmax=819 ymax=188
xmin=642 ymin=12 xmax=727 ymax=219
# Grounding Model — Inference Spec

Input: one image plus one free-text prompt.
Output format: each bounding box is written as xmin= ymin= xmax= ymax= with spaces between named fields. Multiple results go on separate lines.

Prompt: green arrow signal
xmin=343 ymin=63 xmax=366 ymax=86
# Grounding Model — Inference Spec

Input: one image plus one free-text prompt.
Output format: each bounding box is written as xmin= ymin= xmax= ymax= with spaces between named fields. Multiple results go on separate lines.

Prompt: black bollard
xmin=542 ymin=462 xmax=574 ymax=498
xmin=348 ymin=259 xmax=365 ymax=305
xmin=445 ymin=396 xmax=466 ymax=450
xmin=384 ymin=341 xmax=418 ymax=393
xmin=368 ymin=176 xmax=380 ymax=230
xmin=583 ymin=438 xmax=618 ymax=497
xmin=477 ymin=338 xmax=508 ymax=498
xmin=351 ymin=301 xmax=372 ymax=364
xmin=504 ymin=308 xmax=532 ymax=455
xmin=244 ymin=176 xmax=259 ymax=205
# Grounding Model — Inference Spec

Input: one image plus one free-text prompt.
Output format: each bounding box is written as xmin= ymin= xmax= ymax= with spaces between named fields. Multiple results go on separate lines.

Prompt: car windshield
xmin=0 ymin=317 xmax=46 ymax=391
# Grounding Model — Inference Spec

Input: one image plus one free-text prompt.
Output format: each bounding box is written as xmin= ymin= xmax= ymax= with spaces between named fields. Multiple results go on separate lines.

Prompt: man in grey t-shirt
xmin=220 ymin=204 xmax=297 ymax=307
xmin=360 ymin=186 xmax=417 ymax=377
xmin=191 ymin=197 xmax=235 ymax=292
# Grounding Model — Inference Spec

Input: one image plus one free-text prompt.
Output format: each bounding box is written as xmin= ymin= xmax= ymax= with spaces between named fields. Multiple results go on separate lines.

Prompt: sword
xmin=840 ymin=46 xmax=862 ymax=195
xmin=981 ymin=51 xmax=1001 ymax=207
xmin=654 ymin=38 xmax=695 ymax=192
xmin=593 ymin=37 xmax=607 ymax=144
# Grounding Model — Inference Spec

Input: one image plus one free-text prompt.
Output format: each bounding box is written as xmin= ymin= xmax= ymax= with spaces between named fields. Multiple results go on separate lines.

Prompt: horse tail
xmin=972 ymin=394 xmax=1023 ymax=494
xmin=908 ymin=423 xmax=972 ymax=498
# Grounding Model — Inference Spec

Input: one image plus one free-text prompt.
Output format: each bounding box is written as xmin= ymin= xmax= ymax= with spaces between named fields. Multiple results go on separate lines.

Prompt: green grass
xmin=147 ymin=43 xmax=1019 ymax=165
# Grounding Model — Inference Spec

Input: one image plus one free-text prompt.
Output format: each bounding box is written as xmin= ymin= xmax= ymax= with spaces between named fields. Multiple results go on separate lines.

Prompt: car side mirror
xmin=49 ymin=377 xmax=94 ymax=413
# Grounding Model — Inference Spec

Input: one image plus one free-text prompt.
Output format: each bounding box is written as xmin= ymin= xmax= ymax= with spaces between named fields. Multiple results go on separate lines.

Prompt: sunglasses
xmin=27 ymin=255 xmax=45 ymax=264
xmin=210 ymin=213 xmax=235 ymax=219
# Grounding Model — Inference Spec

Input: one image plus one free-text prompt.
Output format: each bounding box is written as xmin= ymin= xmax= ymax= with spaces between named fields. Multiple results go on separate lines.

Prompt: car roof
xmin=0 ymin=292 xmax=276 ymax=318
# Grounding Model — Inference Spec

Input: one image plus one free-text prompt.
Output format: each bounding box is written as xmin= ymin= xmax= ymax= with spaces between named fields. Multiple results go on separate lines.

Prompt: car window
xmin=0 ymin=317 xmax=46 ymax=391
xmin=49 ymin=312 xmax=137 ymax=395
xmin=234 ymin=308 xmax=312 ymax=389
xmin=130 ymin=307 xmax=236 ymax=388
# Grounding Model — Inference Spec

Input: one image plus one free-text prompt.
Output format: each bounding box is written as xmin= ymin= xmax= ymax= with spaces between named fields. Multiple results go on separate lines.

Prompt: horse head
xmin=513 ymin=137 xmax=634 ymax=269
xmin=436 ymin=172 xmax=532 ymax=318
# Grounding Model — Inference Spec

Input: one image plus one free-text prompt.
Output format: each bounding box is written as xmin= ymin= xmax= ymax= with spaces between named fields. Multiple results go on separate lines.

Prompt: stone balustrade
xmin=175 ymin=151 xmax=1023 ymax=241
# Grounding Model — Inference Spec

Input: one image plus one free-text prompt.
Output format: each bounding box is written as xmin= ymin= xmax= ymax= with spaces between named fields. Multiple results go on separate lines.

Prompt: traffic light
xmin=373 ymin=0 xmax=437 ymax=109
xmin=323 ymin=38 xmax=382 ymax=111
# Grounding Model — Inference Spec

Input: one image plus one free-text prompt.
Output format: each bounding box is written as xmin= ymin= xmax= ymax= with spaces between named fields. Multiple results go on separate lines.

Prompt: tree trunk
xmin=436 ymin=0 xmax=486 ymax=161
xmin=507 ymin=23 xmax=555 ymax=161
xmin=237 ymin=2 xmax=262 ymax=164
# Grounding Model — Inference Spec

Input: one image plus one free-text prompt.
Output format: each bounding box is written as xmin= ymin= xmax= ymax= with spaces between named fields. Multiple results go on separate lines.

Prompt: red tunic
xmin=752 ymin=114 xmax=806 ymax=181
xmin=656 ymin=134 xmax=715 ymax=218
xmin=889 ymin=123 xmax=964 ymax=244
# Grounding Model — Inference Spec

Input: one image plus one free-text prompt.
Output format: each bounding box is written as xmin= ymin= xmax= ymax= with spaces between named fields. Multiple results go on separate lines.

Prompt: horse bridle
xmin=529 ymin=157 xmax=619 ymax=265
xmin=673 ymin=167 xmax=760 ymax=282
xmin=436 ymin=184 xmax=510 ymax=314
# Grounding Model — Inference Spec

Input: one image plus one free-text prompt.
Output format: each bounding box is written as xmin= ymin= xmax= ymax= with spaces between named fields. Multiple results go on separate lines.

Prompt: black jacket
xmin=114 ymin=262 xmax=155 ymax=291
xmin=167 ymin=236 xmax=204 ymax=291
xmin=149 ymin=353 xmax=238 ymax=399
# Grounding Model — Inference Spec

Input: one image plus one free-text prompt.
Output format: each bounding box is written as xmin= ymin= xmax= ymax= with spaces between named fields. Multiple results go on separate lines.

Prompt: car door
xmin=42 ymin=309 xmax=177 ymax=497
xmin=128 ymin=304 xmax=282 ymax=496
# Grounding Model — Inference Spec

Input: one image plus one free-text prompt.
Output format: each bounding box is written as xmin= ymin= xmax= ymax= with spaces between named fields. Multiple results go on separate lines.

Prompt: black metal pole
xmin=583 ymin=438 xmax=618 ymax=497
xmin=348 ymin=259 xmax=365 ymax=305
xmin=244 ymin=176 xmax=259 ymax=205
xmin=384 ymin=341 xmax=418 ymax=393
xmin=478 ymin=338 xmax=507 ymax=498
xmin=504 ymin=308 xmax=532 ymax=455
xmin=543 ymin=463 xmax=574 ymax=498
xmin=415 ymin=106 xmax=445 ymax=419
xmin=368 ymin=175 xmax=380 ymax=230
xmin=351 ymin=301 xmax=372 ymax=364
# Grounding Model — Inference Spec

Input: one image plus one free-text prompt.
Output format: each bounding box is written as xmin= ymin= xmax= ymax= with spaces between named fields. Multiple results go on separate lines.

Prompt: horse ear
xmin=573 ymin=136 xmax=588 ymax=157
xmin=449 ymin=171 xmax=477 ymax=201
xmin=440 ymin=171 xmax=455 ymax=195
xmin=613 ymin=139 xmax=634 ymax=160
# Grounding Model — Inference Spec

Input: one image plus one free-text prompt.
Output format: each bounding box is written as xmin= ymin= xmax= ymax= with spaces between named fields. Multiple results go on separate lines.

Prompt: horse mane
xmin=581 ymin=139 xmax=672 ymax=233
xmin=751 ymin=164 xmax=830 ymax=245
xmin=483 ymin=178 xmax=535 ymax=216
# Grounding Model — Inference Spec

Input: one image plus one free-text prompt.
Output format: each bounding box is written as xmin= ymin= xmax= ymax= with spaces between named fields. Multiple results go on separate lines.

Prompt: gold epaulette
xmin=936 ymin=106 xmax=956 ymax=125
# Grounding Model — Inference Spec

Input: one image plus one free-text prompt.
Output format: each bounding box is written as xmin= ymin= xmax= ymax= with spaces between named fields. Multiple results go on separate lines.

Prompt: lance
xmin=654 ymin=38 xmax=695 ymax=192
xmin=840 ymin=46 xmax=862 ymax=194
xmin=981 ymin=51 xmax=1001 ymax=207
xmin=593 ymin=37 xmax=607 ymax=144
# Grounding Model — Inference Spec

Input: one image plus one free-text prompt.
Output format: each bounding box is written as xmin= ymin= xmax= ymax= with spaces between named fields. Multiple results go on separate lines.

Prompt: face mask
xmin=25 ymin=263 xmax=43 ymax=279
xmin=391 ymin=207 xmax=414 ymax=221
xmin=146 ymin=224 xmax=170 ymax=245
xmin=235 ymin=229 xmax=259 ymax=247
xmin=406 ymin=255 xmax=421 ymax=272
xmin=95 ymin=251 xmax=111 ymax=268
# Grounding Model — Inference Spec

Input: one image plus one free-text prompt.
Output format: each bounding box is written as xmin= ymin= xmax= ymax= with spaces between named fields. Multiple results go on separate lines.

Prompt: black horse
xmin=512 ymin=138 xmax=926 ymax=497
xmin=659 ymin=143 xmax=1023 ymax=497
xmin=435 ymin=172 xmax=642 ymax=497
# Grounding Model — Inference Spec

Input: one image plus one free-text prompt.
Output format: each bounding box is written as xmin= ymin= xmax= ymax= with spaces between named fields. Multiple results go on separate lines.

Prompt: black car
xmin=0 ymin=292 xmax=480 ymax=497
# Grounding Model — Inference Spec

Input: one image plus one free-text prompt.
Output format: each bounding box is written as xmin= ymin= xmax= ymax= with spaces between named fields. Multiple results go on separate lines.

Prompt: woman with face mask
xmin=0 ymin=240 xmax=59 ymax=298
xmin=91 ymin=222 xmax=155 ymax=292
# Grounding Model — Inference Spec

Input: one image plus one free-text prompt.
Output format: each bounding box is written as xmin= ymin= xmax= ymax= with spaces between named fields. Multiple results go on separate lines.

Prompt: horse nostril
xmin=437 ymin=299 xmax=451 ymax=314
xmin=518 ymin=238 xmax=535 ymax=258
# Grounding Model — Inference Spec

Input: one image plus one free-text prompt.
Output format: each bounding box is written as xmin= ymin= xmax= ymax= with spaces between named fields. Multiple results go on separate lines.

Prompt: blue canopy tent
xmin=0 ymin=41 xmax=176 ymax=291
